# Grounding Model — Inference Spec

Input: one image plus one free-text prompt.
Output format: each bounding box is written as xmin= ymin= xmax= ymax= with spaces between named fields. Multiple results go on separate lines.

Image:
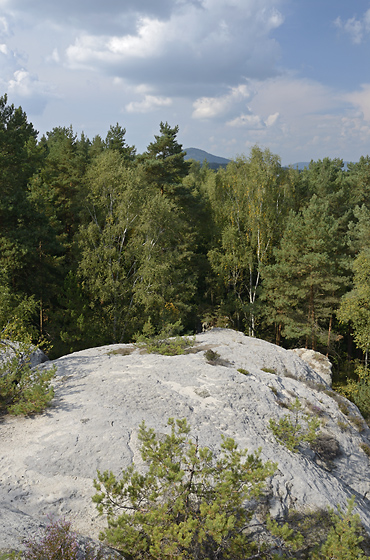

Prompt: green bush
xmin=204 ymin=348 xmax=220 ymax=363
xmin=312 ymin=497 xmax=367 ymax=559
xmin=93 ymin=418 xmax=277 ymax=560
xmin=135 ymin=319 xmax=195 ymax=356
xmin=0 ymin=335 xmax=55 ymax=415
xmin=269 ymin=398 xmax=321 ymax=452
xmin=352 ymin=382 xmax=370 ymax=419
xmin=261 ymin=367 xmax=276 ymax=374
xmin=359 ymin=442 xmax=370 ymax=457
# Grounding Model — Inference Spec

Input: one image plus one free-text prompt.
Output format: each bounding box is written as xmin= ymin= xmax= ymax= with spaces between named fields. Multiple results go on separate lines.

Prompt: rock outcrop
xmin=290 ymin=348 xmax=333 ymax=386
xmin=0 ymin=340 xmax=49 ymax=369
xmin=1 ymin=329 xmax=370 ymax=551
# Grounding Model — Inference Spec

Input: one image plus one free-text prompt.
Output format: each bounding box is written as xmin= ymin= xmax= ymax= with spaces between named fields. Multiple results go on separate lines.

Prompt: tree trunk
xmin=326 ymin=315 xmax=333 ymax=357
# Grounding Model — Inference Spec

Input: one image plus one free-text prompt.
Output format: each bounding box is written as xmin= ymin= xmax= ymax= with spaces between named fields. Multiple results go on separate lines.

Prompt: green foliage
xmin=141 ymin=121 xmax=191 ymax=196
xmin=93 ymin=417 xmax=277 ymax=560
xmin=204 ymin=348 xmax=220 ymax=363
xmin=105 ymin=122 xmax=136 ymax=161
xmin=135 ymin=320 xmax=195 ymax=356
xmin=261 ymin=367 xmax=276 ymax=374
xmin=262 ymin=193 xmax=349 ymax=350
xmin=79 ymin=150 xmax=197 ymax=344
xmin=266 ymin=514 xmax=304 ymax=553
xmin=359 ymin=443 xmax=370 ymax=457
xmin=348 ymin=415 xmax=365 ymax=432
xmin=269 ymin=398 xmax=321 ymax=452
xmin=352 ymin=383 xmax=370 ymax=419
xmin=337 ymin=419 xmax=350 ymax=432
xmin=0 ymin=552 xmax=21 ymax=560
xmin=237 ymin=367 xmax=250 ymax=375
xmin=268 ymin=506 xmax=338 ymax=559
xmin=335 ymin=365 xmax=370 ymax=419
xmin=1 ymin=93 xmax=369 ymax=381
xmin=0 ymin=327 xmax=55 ymax=415
xmin=338 ymin=245 xmax=370 ymax=356
xmin=312 ymin=497 xmax=366 ymax=559
xmin=24 ymin=518 xmax=106 ymax=560
xmin=207 ymin=146 xmax=291 ymax=335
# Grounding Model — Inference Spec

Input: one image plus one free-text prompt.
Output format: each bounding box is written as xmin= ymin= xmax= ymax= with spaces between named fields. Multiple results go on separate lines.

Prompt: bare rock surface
xmin=1 ymin=328 xmax=370 ymax=551
xmin=290 ymin=348 xmax=333 ymax=386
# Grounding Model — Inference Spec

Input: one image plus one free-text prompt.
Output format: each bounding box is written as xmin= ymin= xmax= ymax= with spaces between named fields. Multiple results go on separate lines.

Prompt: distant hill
xmin=184 ymin=147 xmax=231 ymax=170
xmin=184 ymin=151 xmax=354 ymax=172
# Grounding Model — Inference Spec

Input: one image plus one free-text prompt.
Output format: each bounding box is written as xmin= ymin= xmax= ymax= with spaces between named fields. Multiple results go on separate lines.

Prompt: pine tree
xmin=312 ymin=497 xmax=366 ymax=560
xmin=141 ymin=122 xmax=191 ymax=196
xmin=93 ymin=418 xmax=277 ymax=560
xmin=262 ymin=195 xmax=349 ymax=350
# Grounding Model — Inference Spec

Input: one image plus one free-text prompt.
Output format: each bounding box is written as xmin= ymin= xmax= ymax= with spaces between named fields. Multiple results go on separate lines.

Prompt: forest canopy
xmin=1 ymin=94 xmax=370 ymax=383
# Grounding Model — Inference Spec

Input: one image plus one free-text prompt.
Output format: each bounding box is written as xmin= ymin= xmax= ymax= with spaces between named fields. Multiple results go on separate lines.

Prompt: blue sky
xmin=1 ymin=0 xmax=370 ymax=165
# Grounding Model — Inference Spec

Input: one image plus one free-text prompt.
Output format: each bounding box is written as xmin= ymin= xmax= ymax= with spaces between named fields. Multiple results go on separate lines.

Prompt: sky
xmin=1 ymin=0 xmax=370 ymax=165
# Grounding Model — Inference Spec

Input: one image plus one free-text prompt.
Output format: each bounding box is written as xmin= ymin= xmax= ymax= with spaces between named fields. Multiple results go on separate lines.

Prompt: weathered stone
xmin=0 ymin=340 xmax=49 ymax=369
xmin=290 ymin=348 xmax=332 ymax=386
xmin=1 ymin=329 xmax=369 ymax=551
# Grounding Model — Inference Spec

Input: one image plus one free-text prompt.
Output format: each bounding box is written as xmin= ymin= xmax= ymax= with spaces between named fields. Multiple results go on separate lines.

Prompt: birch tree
xmin=208 ymin=146 xmax=292 ymax=335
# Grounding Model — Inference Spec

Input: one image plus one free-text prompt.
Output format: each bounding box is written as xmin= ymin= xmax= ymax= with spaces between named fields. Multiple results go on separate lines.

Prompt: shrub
xmin=0 ymin=333 xmax=55 ymax=415
xmin=349 ymin=415 xmax=365 ymax=432
xmin=204 ymin=348 xmax=220 ymax=363
xmin=333 ymin=368 xmax=370 ymax=420
xmin=310 ymin=434 xmax=340 ymax=463
xmin=352 ymin=382 xmax=370 ymax=419
xmin=237 ymin=367 xmax=250 ymax=375
xmin=107 ymin=348 xmax=134 ymax=357
xmin=261 ymin=367 xmax=276 ymax=374
xmin=24 ymin=518 xmax=105 ymax=560
xmin=135 ymin=320 xmax=195 ymax=356
xmin=359 ymin=442 xmax=370 ymax=457
xmin=337 ymin=419 xmax=350 ymax=432
xmin=269 ymin=398 xmax=321 ymax=452
xmin=312 ymin=497 xmax=367 ymax=559
xmin=93 ymin=418 xmax=277 ymax=560
xmin=325 ymin=390 xmax=351 ymax=416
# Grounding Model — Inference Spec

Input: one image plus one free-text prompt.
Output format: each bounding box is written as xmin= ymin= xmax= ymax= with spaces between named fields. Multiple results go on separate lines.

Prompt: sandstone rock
xmin=290 ymin=348 xmax=332 ymax=386
xmin=1 ymin=329 xmax=370 ymax=551
xmin=0 ymin=340 xmax=49 ymax=369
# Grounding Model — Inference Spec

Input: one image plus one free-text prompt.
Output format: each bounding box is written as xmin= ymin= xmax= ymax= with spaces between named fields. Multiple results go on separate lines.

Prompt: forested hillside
xmin=1 ymin=94 xmax=369 ymax=383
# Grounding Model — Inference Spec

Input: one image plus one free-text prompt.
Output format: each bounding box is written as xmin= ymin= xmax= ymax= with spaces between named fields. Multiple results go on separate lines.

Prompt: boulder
xmin=1 ymin=329 xmax=370 ymax=551
xmin=0 ymin=340 xmax=49 ymax=369
xmin=290 ymin=348 xmax=333 ymax=386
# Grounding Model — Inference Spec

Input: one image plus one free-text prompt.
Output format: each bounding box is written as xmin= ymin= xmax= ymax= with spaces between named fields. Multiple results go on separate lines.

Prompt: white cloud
xmin=192 ymin=85 xmax=250 ymax=119
xmin=46 ymin=48 xmax=60 ymax=64
xmin=345 ymin=84 xmax=370 ymax=122
xmin=227 ymin=110 xmax=279 ymax=129
xmin=6 ymin=69 xmax=56 ymax=114
xmin=64 ymin=1 xmax=284 ymax=91
xmin=265 ymin=112 xmax=279 ymax=127
xmin=227 ymin=113 xmax=264 ymax=129
xmin=108 ymin=17 xmax=168 ymax=58
xmin=65 ymin=17 xmax=169 ymax=69
xmin=8 ymin=69 xmax=42 ymax=96
xmin=0 ymin=16 xmax=10 ymax=37
xmin=126 ymin=94 xmax=172 ymax=113
xmin=334 ymin=9 xmax=370 ymax=44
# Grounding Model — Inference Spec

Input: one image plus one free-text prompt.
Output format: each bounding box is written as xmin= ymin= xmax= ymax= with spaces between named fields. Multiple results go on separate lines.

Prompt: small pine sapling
xmin=93 ymin=418 xmax=277 ymax=560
